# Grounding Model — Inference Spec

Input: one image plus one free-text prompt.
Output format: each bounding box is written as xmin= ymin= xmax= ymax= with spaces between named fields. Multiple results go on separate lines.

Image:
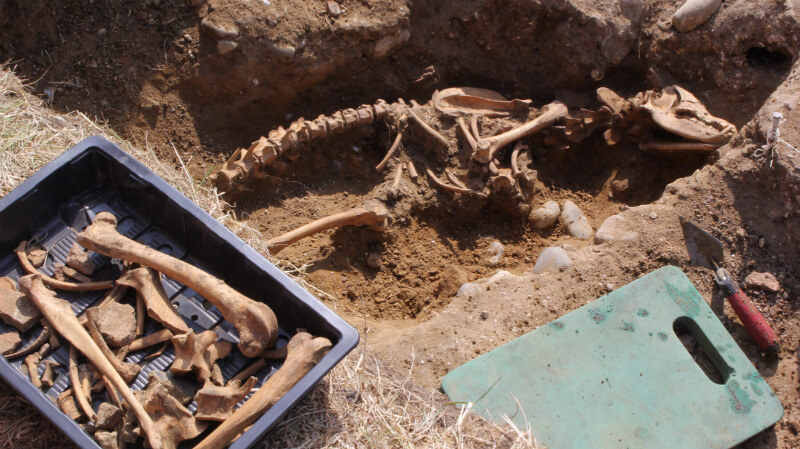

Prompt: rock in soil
xmin=745 ymin=271 xmax=781 ymax=292
xmin=94 ymin=430 xmax=118 ymax=449
xmin=533 ymin=247 xmax=573 ymax=274
xmin=95 ymin=301 xmax=137 ymax=347
xmin=216 ymin=40 xmax=238 ymax=55
xmin=367 ymin=252 xmax=382 ymax=270
xmin=559 ymin=200 xmax=593 ymax=239
xmin=0 ymin=285 xmax=41 ymax=332
xmin=529 ymin=200 xmax=561 ymax=229
xmin=436 ymin=264 xmax=468 ymax=299
xmin=595 ymin=215 xmax=639 ymax=243
xmin=0 ymin=331 xmax=21 ymax=355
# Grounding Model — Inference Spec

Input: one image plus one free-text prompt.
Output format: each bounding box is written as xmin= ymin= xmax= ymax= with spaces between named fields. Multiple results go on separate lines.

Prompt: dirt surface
xmin=2 ymin=0 xmax=800 ymax=447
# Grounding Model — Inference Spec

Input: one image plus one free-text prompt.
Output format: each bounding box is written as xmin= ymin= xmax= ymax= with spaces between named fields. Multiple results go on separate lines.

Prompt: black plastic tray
xmin=0 ymin=136 xmax=359 ymax=449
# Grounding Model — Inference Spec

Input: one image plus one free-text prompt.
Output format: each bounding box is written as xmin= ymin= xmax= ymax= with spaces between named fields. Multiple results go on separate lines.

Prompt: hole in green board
xmin=674 ymin=317 xmax=732 ymax=385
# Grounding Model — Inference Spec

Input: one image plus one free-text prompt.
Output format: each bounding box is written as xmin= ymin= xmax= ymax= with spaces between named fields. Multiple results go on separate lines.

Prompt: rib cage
xmin=214 ymin=99 xmax=404 ymax=193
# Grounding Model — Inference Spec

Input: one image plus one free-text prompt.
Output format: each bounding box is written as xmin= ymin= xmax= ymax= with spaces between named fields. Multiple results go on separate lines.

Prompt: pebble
xmin=367 ymin=252 xmax=382 ymax=270
xmin=327 ymin=1 xmax=342 ymax=16
xmin=488 ymin=240 xmax=505 ymax=265
xmin=456 ymin=283 xmax=482 ymax=298
xmin=529 ymin=200 xmax=561 ymax=229
xmin=745 ymin=272 xmax=781 ymax=292
xmin=200 ymin=16 xmax=239 ymax=40
xmin=216 ymin=40 xmax=238 ymax=55
xmin=533 ymin=247 xmax=573 ymax=274
xmin=559 ymin=200 xmax=593 ymax=239
xmin=649 ymin=212 xmax=658 ymax=220
xmin=594 ymin=215 xmax=640 ymax=243
xmin=758 ymin=237 xmax=766 ymax=249
xmin=480 ymin=311 xmax=489 ymax=320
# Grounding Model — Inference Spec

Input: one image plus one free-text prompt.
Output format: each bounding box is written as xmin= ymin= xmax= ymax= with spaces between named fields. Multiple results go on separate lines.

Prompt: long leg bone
xmin=78 ymin=212 xmax=278 ymax=357
xmin=15 ymin=243 xmax=114 ymax=292
xmin=19 ymin=274 xmax=163 ymax=449
xmin=69 ymin=345 xmax=97 ymax=422
xmin=193 ymin=332 xmax=332 ymax=449
xmin=266 ymin=200 xmax=390 ymax=255
xmin=474 ymin=102 xmax=568 ymax=163
xmin=116 ymin=268 xmax=189 ymax=334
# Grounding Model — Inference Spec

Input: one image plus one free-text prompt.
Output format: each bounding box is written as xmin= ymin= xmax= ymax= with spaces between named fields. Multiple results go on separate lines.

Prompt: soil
xmin=2 ymin=0 xmax=800 ymax=447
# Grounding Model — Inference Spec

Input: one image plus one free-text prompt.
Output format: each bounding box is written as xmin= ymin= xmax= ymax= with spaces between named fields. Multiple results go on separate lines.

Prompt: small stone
xmin=594 ymin=215 xmax=639 ymax=243
xmin=487 ymin=240 xmax=504 ymax=264
xmin=479 ymin=311 xmax=489 ymax=320
xmin=266 ymin=40 xmax=296 ymax=59
xmin=745 ymin=272 xmax=781 ymax=292
xmin=216 ymin=40 xmax=238 ymax=55
xmin=559 ymin=200 xmax=593 ymax=239
xmin=366 ymin=252 xmax=382 ymax=270
xmin=95 ymin=402 xmax=123 ymax=430
xmin=456 ymin=283 xmax=482 ymax=298
xmin=758 ymin=237 xmax=766 ymax=249
xmin=649 ymin=212 xmax=658 ymax=220
xmin=327 ymin=1 xmax=342 ymax=16
xmin=0 ymin=284 xmax=41 ymax=332
xmin=140 ymin=99 xmax=160 ymax=112
xmin=533 ymin=247 xmax=573 ymax=274
xmin=529 ymin=200 xmax=561 ymax=229
xmin=200 ymin=16 xmax=239 ymax=40
xmin=436 ymin=264 xmax=468 ymax=299
xmin=0 ymin=331 xmax=21 ymax=355
xmin=95 ymin=302 xmax=137 ymax=347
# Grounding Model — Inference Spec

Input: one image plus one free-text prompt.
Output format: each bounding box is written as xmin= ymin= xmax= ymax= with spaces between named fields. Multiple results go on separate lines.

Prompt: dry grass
xmin=0 ymin=66 xmax=541 ymax=449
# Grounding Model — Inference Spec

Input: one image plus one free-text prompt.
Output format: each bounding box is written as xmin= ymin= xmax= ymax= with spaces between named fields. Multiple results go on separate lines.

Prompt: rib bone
xmin=16 ymin=242 xmax=114 ymax=292
xmin=116 ymin=268 xmax=189 ymax=334
xmin=193 ymin=332 xmax=332 ymax=449
xmin=69 ymin=345 xmax=97 ymax=422
xmin=266 ymin=200 xmax=390 ymax=255
xmin=474 ymin=102 xmax=568 ymax=163
xmin=19 ymin=274 xmax=163 ymax=449
xmin=78 ymin=212 xmax=278 ymax=357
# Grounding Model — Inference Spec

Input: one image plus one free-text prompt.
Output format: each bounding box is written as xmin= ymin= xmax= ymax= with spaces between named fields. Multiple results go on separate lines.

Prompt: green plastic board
xmin=442 ymin=266 xmax=783 ymax=449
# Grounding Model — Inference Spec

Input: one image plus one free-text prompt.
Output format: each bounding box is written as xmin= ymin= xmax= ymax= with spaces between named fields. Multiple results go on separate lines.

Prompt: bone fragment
xmin=27 ymin=246 xmax=47 ymax=268
xmin=510 ymin=141 xmax=527 ymax=182
xmin=140 ymin=371 xmax=208 ymax=449
xmin=4 ymin=326 xmax=49 ymax=360
xmin=94 ymin=301 xmax=137 ymax=347
xmin=69 ymin=345 xmax=97 ymax=422
xmin=60 ymin=265 xmax=93 ymax=283
xmin=19 ymin=275 xmax=163 ymax=449
xmin=144 ymin=342 xmax=169 ymax=361
xmin=406 ymin=160 xmax=419 ymax=181
xmin=672 ymin=0 xmax=721 ymax=32
xmin=66 ymin=242 xmax=96 ymax=276
xmin=433 ymin=87 xmax=530 ymax=118
xmin=95 ymin=430 xmax=118 ymax=449
xmin=266 ymin=200 xmax=390 ymax=255
xmin=474 ymin=102 xmax=568 ymax=163
xmin=171 ymin=330 xmax=231 ymax=385
xmin=195 ymin=376 xmax=258 ymax=422
xmin=96 ymin=402 xmax=124 ymax=430
xmin=456 ymin=117 xmax=478 ymax=152
xmin=97 ymin=285 xmax=129 ymax=310
xmin=41 ymin=318 xmax=61 ymax=350
xmin=116 ymin=268 xmax=189 ymax=334
xmin=0 ymin=331 xmax=21 ymax=355
xmin=78 ymin=213 xmax=278 ymax=357
xmin=376 ymin=131 xmax=403 ymax=171
xmin=193 ymin=332 xmax=332 ymax=449
xmin=16 ymin=243 xmax=114 ymax=292
xmin=470 ymin=115 xmax=481 ymax=141
xmin=389 ymin=163 xmax=404 ymax=199
xmin=489 ymin=168 xmax=516 ymax=192
xmin=41 ymin=359 xmax=59 ymax=388
xmin=86 ymin=308 xmax=142 ymax=383
xmin=0 ymin=277 xmax=15 ymax=290
xmin=407 ymin=100 xmax=449 ymax=148
xmin=24 ymin=349 xmax=44 ymax=388
xmin=426 ymin=169 xmax=487 ymax=198
xmin=129 ymin=329 xmax=174 ymax=352
xmin=445 ymin=170 xmax=468 ymax=190
xmin=639 ymin=141 xmax=719 ymax=152
xmin=58 ymin=389 xmax=84 ymax=421
xmin=231 ymin=358 xmax=267 ymax=384
xmin=0 ymin=282 xmax=41 ymax=331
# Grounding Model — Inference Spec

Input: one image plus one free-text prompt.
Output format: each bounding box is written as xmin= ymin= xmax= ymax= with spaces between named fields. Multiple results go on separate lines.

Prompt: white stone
xmin=594 ymin=215 xmax=640 ymax=243
xmin=530 ymin=200 xmax=561 ymax=229
xmin=560 ymin=200 xmax=593 ymax=239
xmin=456 ymin=283 xmax=482 ymax=298
xmin=216 ymin=40 xmax=238 ymax=55
xmin=533 ymin=247 xmax=573 ymax=274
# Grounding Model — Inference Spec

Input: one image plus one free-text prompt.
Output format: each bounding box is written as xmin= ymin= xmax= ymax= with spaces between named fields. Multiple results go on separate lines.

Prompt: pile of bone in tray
xmin=0 ymin=211 xmax=330 ymax=449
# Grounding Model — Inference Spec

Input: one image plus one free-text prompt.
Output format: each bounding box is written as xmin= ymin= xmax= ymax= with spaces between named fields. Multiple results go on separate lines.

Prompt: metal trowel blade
xmin=679 ymin=216 xmax=725 ymax=269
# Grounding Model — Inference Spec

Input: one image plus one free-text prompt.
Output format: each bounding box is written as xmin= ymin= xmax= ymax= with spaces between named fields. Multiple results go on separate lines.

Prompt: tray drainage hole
xmin=673 ymin=317 xmax=731 ymax=385
xmin=190 ymin=314 xmax=199 ymax=322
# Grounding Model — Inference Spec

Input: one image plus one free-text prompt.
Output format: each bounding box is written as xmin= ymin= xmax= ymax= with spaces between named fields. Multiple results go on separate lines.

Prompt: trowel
xmin=680 ymin=216 xmax=780 ymax=352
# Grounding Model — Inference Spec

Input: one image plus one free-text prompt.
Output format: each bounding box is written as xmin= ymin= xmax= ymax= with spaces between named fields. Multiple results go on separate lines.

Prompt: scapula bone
xmin=78 ymin=212 xmax=278 ymax=357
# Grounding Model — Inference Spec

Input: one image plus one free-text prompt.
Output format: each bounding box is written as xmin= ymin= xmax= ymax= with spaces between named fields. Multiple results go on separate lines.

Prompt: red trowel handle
xmin=725 ymin=287 xmax=780 ymax=352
